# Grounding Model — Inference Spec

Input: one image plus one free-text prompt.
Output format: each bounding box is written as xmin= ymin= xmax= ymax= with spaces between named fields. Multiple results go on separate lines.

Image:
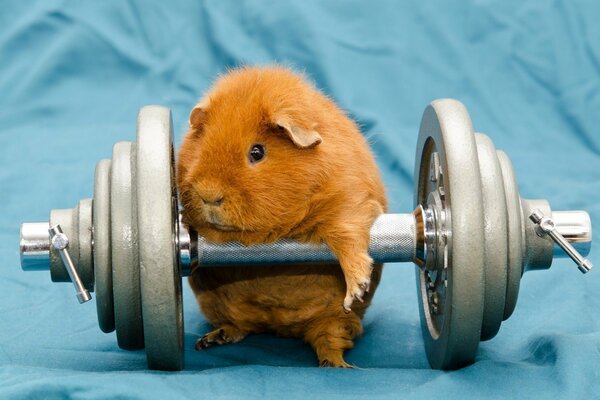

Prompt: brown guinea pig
xmin=177 ymin=66 xmax=387 ymax=367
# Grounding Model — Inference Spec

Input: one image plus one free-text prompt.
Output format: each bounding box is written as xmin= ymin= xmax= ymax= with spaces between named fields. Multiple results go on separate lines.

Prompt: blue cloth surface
xmin=1 ymin=1 xmax=599 ymax=398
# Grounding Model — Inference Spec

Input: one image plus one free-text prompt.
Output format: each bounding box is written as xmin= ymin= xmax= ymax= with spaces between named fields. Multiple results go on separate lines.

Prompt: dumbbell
xmin=18 ymin=99 xmax=593 ymax=371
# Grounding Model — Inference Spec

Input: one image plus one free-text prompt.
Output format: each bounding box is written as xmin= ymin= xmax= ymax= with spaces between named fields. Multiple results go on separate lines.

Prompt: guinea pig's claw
xmin=343 ymin=297 xmax=353 ymax=312
xmin=344 ymin=279 xmax=370 ymax=311
xmin=195 ymin=329 xmax=228 ymax=350
xmin=320 ymin=359 xmax=353 ymax=368
xmin=195 ymin=335 xmax=212 ymax=351
xmin=195 ymin=325 xmax=248 ymax=350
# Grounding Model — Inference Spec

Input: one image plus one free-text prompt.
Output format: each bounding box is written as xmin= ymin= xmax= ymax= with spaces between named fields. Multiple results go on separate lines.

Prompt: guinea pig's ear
xmin=190 ymin=107 xmax=206 ymax=129
xmin=275 ymin=117 xmax=322 ymax=149
xmin=189 ymin=98 xmax=210 ymax=131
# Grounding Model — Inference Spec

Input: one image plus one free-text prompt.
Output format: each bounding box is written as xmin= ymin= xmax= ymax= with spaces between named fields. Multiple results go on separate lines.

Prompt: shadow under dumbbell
xmin=183 ymin=315 xmax=428 ymax=370
xmin=183 ymin=266 xmax=430 ymax=370
xmin=184 ymin=330 xmax=316 ymax=369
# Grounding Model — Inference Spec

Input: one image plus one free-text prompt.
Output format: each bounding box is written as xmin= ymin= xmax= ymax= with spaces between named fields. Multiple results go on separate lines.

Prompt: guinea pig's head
xmin=177 ymin=67 xmax=328 ymax=243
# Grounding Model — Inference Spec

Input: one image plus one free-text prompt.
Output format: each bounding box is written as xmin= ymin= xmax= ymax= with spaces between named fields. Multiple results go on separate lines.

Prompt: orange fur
xmin=178 ymin=66 xmax=387 ymax=367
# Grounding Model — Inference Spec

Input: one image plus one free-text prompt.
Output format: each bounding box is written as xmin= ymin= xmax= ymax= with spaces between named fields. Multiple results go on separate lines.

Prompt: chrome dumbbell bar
xmin=21 ymin=212 xmax=592 ymax=278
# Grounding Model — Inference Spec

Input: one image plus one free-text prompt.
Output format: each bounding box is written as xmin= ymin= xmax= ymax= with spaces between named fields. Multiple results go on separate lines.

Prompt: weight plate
xmin=414 ymin=99 xmax=485 ymax=370
xmin=111 ymin=142 xmax=144 ymax=350
xmin=496 ymin=151 xmax=523 ymax=320
xmin=136 ymin=106 xmax=183 ymax=371
xmin=475 ymin=134 xmax=508 ymax=341
xmin=76 ymin=198 xmax=94 ymax=291
xmin=49 ymin=201 xmax=94 ymax=291
xmin=94 ymin=159 xmax=115 ymax=333
xmin=520 ymin=199 xmax=553 ymax=271
xmin=49 ymin=209 xmax=77 ymax=284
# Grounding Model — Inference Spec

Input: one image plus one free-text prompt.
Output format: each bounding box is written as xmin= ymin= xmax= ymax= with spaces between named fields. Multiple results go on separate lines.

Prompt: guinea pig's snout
xmin=195 ymin=184 xmax=225 ymax=207
xmin=200 ymin=194 xmax=224 ymax=207
xmin=194 ymin=181 xmax=236 ymax=228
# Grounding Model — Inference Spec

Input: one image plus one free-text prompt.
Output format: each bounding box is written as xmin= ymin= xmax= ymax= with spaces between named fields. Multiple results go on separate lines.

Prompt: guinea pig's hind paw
xmin=195 ymin=325 xmax=247 ymax=351
xmin=195 ymin=334 xmax=214 ymax=350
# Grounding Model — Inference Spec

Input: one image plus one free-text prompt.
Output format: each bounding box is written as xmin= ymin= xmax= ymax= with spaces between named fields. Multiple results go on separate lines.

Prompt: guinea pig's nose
xmin=201 ymin=195 xmax=224 ymax=207
xmin=196 ymin=183 xmax=224 ymax=206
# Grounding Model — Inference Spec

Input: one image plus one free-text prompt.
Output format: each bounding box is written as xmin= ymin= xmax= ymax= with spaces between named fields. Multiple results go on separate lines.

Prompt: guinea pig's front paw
xmin=343 ymin=277 xmax=370 ymax=312
xmin=341 ymin=253 xmax=373 ymax=312
xmin=195 ymin=325 xmax=247 ymax=350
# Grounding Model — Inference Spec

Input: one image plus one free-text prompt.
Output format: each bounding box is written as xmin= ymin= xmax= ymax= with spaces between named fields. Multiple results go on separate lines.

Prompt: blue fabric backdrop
xmin=1 ymin=1 xmax=599 ymax=398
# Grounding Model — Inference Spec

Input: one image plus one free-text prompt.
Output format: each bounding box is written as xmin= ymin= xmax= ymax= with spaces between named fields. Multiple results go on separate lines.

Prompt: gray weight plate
xmin=496 ymin=151 xmax=523 ymax=320
xmin=111 ymin=142 xmax=144 ymax=350
xmin=414 ymin=99 xmax=485 ymax=370
xmin=49 ymin=201 xmax=94 ymax=291
xmin=76 ymin=198 xmax=94 ymax=291
xmin=94 ymin=159 xmax=115 ymax=333
xmin=136 ymin=106 xmax=183 ymax=371
xmin=49 ymin=208 xmax=78 ymax=284
xmin=520 ymin=198 xmax=553 ymax=271
xmin=474 ymin=134 xmax=508 ymax=341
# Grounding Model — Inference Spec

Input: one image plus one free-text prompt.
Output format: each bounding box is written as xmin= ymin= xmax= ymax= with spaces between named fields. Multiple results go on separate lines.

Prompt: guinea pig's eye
xmin=249 ymin=144 xmax=266 ymax=164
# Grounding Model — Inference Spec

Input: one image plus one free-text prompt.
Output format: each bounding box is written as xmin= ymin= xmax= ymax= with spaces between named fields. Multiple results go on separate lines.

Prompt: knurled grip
xmin=183 ymin=213 xmax=416 ymax=275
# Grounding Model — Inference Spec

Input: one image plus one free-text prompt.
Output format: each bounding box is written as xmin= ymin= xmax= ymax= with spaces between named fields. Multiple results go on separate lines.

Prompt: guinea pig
xmin=177 ymin=66 xmax=387 ymax=367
